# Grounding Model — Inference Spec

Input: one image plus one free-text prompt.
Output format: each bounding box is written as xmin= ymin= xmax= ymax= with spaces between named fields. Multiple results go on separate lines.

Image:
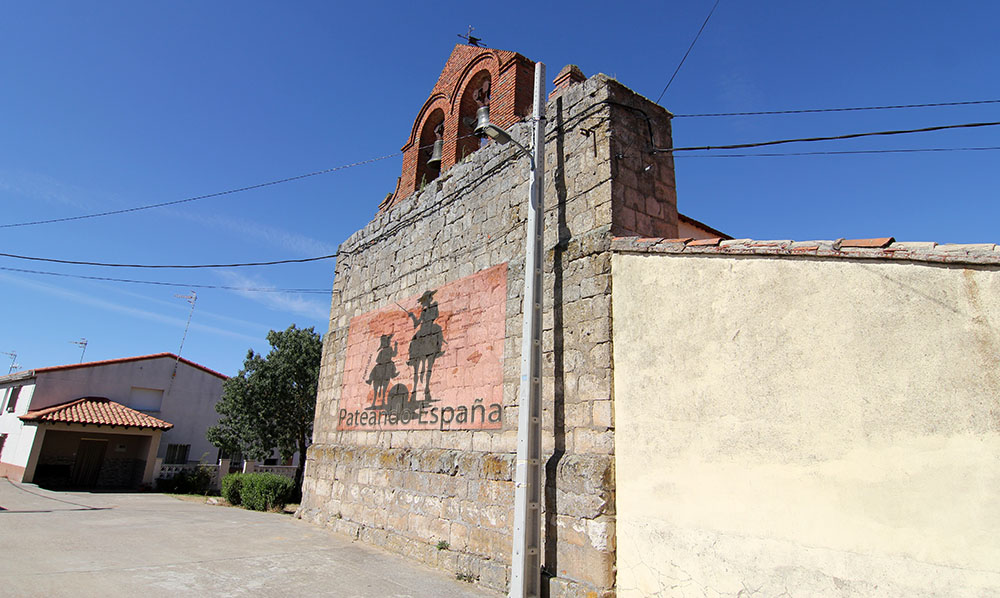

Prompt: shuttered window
xmin=5 ymin=386 xmax=21 ymax=413
xmin=165 ymin=443 xmax=190 ymax=465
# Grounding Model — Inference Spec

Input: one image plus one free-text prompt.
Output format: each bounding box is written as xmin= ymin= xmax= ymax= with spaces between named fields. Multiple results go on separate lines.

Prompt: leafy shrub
xmin=221 ymin=473 xmax=243 ymax=506
xmin=239 ymin=472 xmax=294 ymax=511
xmin=155 ymin=466 xmax=214 ymax=495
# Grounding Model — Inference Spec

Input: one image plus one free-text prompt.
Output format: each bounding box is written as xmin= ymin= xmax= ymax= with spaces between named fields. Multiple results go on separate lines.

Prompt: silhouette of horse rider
xmin=365 ymin=334 xmax=398 ymax=407
xmin=402 ymin=290 xmax=444 ymax=402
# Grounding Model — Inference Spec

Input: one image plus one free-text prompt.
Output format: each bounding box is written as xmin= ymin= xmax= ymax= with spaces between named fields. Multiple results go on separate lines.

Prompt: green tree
xmin=208 ymin=324 xmax=322 ymax=494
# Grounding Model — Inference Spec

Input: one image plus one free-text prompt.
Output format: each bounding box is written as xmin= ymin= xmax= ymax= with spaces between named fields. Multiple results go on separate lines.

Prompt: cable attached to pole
xmin=655 ymin=121 xmax=1000 ymax=153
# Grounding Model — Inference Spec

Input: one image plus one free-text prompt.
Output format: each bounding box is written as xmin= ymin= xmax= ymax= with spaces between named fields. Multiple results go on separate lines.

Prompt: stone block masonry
xmin=299 ymin=70 xmax=678 ymax=597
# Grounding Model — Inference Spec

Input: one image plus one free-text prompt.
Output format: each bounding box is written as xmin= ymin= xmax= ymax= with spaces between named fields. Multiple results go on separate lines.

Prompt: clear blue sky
xmin=2 ymin=1 xmax=997 ymax=376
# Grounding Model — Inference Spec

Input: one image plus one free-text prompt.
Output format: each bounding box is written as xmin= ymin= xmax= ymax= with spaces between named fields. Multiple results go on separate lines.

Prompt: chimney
xmin=549 ymin=64 xmax=586 ymax=99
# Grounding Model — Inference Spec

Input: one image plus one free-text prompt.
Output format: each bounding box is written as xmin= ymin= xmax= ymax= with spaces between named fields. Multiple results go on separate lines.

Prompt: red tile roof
xmin=32 ymin=353 xmax=227 ymax=380
xmin=20 ymin=397 xmax=174 ymax=430
xmin=678 ymin=213 xmax=733 ymax=240
xmin=611 ymin=237 xmax=1000 ymax=266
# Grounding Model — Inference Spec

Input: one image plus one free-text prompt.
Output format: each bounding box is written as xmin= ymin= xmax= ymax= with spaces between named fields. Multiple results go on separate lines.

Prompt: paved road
xmin=0 ymin=479 xmax=498 ymax=598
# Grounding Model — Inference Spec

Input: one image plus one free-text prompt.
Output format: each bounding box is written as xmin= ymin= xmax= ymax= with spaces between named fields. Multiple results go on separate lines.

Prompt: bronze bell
xmin=427 ymin=139 xmax=443 ymax=166
xmin=473 ymin=105 xmax=491 ymax=136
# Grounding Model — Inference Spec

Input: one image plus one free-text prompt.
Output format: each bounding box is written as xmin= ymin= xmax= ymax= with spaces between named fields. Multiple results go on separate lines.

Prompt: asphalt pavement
xmin=0 ymin=478 xmax=498 ymax=598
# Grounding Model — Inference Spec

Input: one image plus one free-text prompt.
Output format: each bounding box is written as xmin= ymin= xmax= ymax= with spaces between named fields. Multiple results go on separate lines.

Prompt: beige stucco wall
xmin=612 ymin=252 xmax=1000 ymax=596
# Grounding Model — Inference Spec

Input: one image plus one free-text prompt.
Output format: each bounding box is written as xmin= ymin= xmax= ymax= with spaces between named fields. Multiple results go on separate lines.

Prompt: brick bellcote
xmin=382 ymin=44 xmax=536 ymax=210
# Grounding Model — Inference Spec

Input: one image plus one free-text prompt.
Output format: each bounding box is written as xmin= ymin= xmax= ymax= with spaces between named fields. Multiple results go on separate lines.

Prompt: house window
xmin=129 ymin=387 xmax=164 ymax=412
xmin=164 ymin=444 xmax=190 ymax=465
xmin=5 ymin=386 xmax=21 ymax=413
xmin=217 ymin=448 xmax=242 ymax=462
xmin=0 ymin=434 xmax=7 ymax=460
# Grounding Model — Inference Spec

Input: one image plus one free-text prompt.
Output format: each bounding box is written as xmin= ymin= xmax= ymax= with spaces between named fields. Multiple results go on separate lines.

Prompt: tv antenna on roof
xmin=1 ymin=351 xmax=18 ymax=374
xmin=173 ymin=291 xmax=197 ymax=366
xmin=458 ymin=25 xmax=483 ymax=47
xmin=166 ymin=291 xmax=197 ymax=399
xmin=70 ymin=338 xmax=88 ymax=363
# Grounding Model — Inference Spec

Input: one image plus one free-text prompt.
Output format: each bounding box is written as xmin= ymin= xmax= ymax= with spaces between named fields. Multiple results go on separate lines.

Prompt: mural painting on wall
xmin=338 ymin=263 xmax=507 ymax=431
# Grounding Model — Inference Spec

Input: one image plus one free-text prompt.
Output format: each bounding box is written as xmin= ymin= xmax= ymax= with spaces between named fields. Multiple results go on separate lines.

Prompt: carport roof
xmin=20 ymin=396 xmax=174 ymax=430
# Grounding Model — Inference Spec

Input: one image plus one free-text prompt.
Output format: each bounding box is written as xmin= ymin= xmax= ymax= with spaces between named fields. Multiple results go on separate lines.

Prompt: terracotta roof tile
xmin=747 ymin=240 xmax=793 ymax=248
xmin=841 ymin=237 xmax=895 ymax=248
xmin=20 ymin=397 xmax=173 ymax=430
xmin=884 ymin=242 xmax=937 ymax=252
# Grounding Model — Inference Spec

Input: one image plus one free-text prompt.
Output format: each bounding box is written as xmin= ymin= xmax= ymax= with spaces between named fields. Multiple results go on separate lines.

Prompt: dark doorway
xmin=71 ymin=439 xmax=107 ymax=488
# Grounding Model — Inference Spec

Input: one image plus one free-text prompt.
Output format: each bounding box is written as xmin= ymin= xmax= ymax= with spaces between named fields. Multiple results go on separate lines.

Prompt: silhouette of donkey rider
xmin=365 ymin=334 xmax=398 ymax=407
xmin=402 ymin=290 xmax=445 ymax=402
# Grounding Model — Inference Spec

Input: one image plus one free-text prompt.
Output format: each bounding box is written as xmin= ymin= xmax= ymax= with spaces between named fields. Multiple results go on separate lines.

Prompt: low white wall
xmin=612 ymin=253 xmax=1000 ymax=596
xmin=0 ymin=381 xmax=37 ymax=472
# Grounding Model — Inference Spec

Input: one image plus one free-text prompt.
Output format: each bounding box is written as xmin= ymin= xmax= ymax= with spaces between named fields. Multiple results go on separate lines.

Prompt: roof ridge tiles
xmin=610 ymin=236 xmax=1000 ymax=266
xmin=31 ymin=353 xmax=227 ymax=380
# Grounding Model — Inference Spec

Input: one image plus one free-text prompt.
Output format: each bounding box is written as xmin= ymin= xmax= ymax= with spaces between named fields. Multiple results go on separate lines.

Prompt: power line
xmin=673 ymin=146 xmax=1000 ymax=157
xmin=0 ymin=251 xmax=338 ymax=269
xmin=0 ymin=266 xmax=331 ymax=294
xmin=0 ymin=152 xmax=403 ymax=229
xmin=5 ymin=121 xmax=997 ymax=271
xmin=659 ymin=121 xmax=1000 ymax=153
xmin=672 ymin=99 xmax=1000 ymax=118
xmin=1 ymin=133 xmax=486 ymax=230
xmin=655 ymin=0 xmax=721 ymax=104
xmin=4 ymin=110 xmax=996 ymax=275
xmin=0 ymin=157 xmax=532 ymax=292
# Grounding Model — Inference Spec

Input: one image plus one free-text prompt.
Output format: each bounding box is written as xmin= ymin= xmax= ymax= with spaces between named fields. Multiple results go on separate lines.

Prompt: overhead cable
xmin=672 ymin=99 xmax=1000 ymax=118
xmin=0 ymin=266 xmax=331 ymax=294
xmin=0 ymin=251 xmax=338 ymax=269
xmin=673 ymin=146 xmax=1000 ymax=157
xmin=655 ymin=0 xmax=722 ymax=104
xmin=1 ymin=134 xmax=487 ymax=230
xmin=5 ymin=122 xmax=997 ymax=271
xmin=0 ymin=152 xmax=403 ymax=229
xmin=659 ymin=121 xmax=1000 ymax=153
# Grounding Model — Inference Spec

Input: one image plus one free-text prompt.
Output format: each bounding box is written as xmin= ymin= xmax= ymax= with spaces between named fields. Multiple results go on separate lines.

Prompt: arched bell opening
xmin=456 ymin=70 xmax=492 ymax=162
xmin=415 ymin=108 xmax=445 ymax=191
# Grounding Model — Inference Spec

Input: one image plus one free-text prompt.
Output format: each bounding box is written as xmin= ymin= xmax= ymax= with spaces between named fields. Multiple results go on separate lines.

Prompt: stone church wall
xmin=299 ymin=73 xmax=678 ymax=597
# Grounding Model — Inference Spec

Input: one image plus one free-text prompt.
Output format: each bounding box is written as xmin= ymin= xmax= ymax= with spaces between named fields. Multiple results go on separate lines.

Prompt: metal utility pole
xmin=70 ymin=338 xmax=88 ymax=363
xmin=510 ymin=60 xmax=546 ymax=598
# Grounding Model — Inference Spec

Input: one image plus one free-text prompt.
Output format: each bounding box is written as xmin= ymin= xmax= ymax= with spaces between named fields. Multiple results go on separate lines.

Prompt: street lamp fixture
xmin=476 ymin=118 xmax=513 ymax=144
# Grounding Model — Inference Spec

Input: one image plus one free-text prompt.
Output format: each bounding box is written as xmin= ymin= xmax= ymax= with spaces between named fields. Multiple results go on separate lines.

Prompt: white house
xmin=0 ymin=353 xmax=226 ymax=489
